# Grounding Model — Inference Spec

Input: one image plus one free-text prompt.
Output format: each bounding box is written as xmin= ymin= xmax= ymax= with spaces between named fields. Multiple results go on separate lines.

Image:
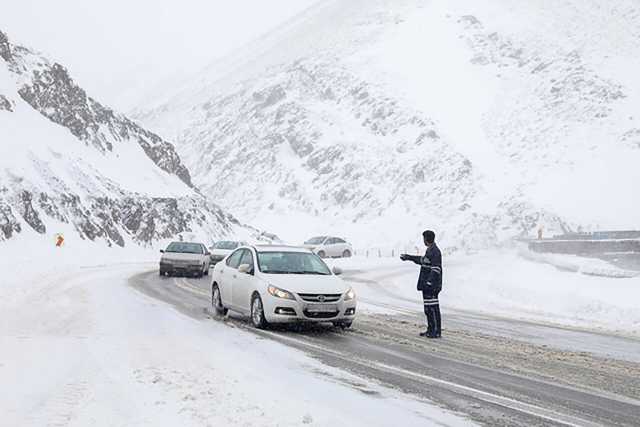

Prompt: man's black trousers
xmin=422 ymin=288 xmax=441 ymax=337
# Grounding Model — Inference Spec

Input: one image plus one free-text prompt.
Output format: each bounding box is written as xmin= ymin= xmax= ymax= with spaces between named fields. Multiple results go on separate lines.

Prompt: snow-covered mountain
xmin=137 ymin=0 xmax=640 ymax=249
xmin=0 ymin=29 xmax=260 ymax=247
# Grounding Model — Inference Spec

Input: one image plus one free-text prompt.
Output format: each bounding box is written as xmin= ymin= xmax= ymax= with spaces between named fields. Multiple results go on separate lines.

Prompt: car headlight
xmin=344 ymin=287 xmax=356 ymax=301
xmin=267 ymin=285 xmax=295 ymax=300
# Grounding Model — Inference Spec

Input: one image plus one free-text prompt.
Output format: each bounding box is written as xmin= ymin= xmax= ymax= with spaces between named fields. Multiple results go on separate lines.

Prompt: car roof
xmin=252 ymin=245 xmax=312 ymax=253
xmin=169 ymin=241 xmax=204 ymax=245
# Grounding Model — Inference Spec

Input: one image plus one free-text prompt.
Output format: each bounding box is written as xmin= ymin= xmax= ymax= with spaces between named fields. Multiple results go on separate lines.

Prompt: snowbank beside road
xmin=519 ymin=249 xmax=639 ymax=278
xmin=334 ymin=250 xmax=640 ymax=336
xmin=0 ymin=242 xmax=473 ymax=427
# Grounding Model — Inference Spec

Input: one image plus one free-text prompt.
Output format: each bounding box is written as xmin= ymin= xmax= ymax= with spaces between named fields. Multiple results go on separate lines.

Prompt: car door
xmin=334 ymin=238 xmax=348 ymax=255
xmin=220 ymin=249 xmax=243 ymax=306
xmin=325 ymin=237 xmax=338 ymax=257
xmin=232 ymin=249 xmax=256 ymax=313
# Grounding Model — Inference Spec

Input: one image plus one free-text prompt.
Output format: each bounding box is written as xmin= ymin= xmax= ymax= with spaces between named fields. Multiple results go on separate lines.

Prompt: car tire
xmin=342 ymin=249 xmax=352 ymax=258
xmin=167 ymin=271 xmax=173 ymax=277
xmin=317 ymin=250 xmax=326 ymax=258
xmin=159 ymin=270 xmax=164 ymax=276
xmin=251 ymin=294 xmax=269 ymax=329
xmin=211 ymin=284 xmax=228 ymax=316
xmin=204 ymin=267 xmax=209 ymax=276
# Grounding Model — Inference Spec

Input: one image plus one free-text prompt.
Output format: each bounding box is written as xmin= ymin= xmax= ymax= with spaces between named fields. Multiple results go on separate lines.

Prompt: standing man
xmin=400 ymin=230 xmax=442 ymax=338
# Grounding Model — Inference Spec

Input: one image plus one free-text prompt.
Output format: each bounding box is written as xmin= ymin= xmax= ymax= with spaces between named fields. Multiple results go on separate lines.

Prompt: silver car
xmin=303 ymin=236 xmax=353 ymax=258
xmin=159 ymin=241 xmax=211 ymax=278
xmin=208 ymin=240 xmax=247 ymax=265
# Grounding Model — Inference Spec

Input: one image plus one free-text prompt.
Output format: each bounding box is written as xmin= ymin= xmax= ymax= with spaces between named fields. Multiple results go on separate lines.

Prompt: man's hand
xmin=400 ymin=254 xmax=409 ymax=261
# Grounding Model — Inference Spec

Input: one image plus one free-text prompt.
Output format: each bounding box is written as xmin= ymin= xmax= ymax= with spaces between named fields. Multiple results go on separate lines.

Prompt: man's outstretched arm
xmin=400 ymin=254 xmax=429 ymax=266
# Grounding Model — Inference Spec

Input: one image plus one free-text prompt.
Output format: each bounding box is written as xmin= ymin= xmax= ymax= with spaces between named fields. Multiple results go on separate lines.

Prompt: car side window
xmin=326 ymin=238 xmax=337 ymax=245
xmin=335 ymin=238 xmax=346 ymax=244
xmin=226 ymin=250 xmax=243 ymax=268
xmin=239 ymin=250 xmax=254 ymax=270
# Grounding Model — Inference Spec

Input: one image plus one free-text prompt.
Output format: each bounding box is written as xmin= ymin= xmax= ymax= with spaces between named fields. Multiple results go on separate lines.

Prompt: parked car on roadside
xmin=303 ymin=236 xmax=353 ymax=258
xmin=210 ymin=245 xmax=356 ymax=329
xmin=208 ymin=240 xmax=247 ymax=265
xmin=159 ymin=241 xmax=210 ymax=278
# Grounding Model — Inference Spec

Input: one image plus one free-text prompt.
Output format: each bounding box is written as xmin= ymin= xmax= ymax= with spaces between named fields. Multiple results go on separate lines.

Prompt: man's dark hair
xmin=423 ymin=230 xmax=435 ymax=244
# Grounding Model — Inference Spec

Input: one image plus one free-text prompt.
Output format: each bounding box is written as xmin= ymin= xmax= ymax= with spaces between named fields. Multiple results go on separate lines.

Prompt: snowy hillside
xmin=137 ymin=0 xmax=640 ymax=248
xmin=0 ymin=30 xmax=258 ymax=247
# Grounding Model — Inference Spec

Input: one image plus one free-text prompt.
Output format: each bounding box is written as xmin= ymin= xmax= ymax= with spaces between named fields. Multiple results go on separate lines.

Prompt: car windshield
xmin=165 ymin=242 xmax=203 ymax=254
xmin=257 ymin=251 xmax=332 ymax=275
xmin=214 ymin=241 xmax=239 ymax=250
xmin=304 ymin=236 xmax=326 ymax=245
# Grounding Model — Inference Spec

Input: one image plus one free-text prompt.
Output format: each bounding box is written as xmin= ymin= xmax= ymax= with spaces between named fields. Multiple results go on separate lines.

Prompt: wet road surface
xmin=129 ymin=270 xmax=640 ymax=427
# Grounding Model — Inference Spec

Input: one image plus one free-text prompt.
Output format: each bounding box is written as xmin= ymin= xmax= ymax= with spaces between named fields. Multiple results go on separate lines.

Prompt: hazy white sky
xmin=1 ymin=0 xmax=317 ymax=110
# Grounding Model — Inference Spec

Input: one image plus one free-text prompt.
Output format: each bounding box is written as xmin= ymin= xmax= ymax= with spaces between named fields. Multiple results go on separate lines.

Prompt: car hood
xmin=263 ymin=274 xmax=348 ymax=294
xmin=161 ymin=253 xmax=202 ymax=262
xmin=211 ymin=249 xmax=233 ymax=256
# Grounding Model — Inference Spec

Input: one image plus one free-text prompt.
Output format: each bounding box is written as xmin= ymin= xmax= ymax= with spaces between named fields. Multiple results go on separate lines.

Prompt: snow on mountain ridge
xmin=0 ymin=30 xmax=262 ymax=246
xmin=137 ymin=0 xmax=640 ymax=248
xmin=1 ymin=30 xmax=192 ymax=186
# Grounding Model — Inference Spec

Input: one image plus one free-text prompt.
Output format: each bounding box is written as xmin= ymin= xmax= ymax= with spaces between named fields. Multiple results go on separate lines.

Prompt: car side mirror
xmin=205 ymin=251 xmax=211 ymax=256
xmin=332 ymin=266 xmax=343 ymax=275
xmin=160 ymin=249 xmax=165 ymax=253
xmin=238 ymin=264 xmax=253 ymax=275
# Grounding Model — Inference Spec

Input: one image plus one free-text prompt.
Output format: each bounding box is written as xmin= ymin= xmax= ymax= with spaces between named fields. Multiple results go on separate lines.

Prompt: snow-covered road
xmin=130 ymin=268 xmax=640 ymax=427
xmin=0 ymin=262 xmax=473 ymax=427
xmin=3 ymin=256 xmax=640 ymax=427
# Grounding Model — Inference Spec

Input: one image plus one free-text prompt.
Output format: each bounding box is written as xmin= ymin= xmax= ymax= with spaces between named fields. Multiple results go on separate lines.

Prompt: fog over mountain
xmin=136 ymin=0 xmax=640 ymax=249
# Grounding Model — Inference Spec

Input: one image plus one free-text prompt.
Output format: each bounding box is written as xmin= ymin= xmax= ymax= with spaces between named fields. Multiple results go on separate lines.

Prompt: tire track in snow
xmin=129 ymin=270 xmax=640 ymax=427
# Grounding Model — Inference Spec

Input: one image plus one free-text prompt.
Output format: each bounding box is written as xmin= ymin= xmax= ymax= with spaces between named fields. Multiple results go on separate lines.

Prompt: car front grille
xmin=168 ymin=259 xmax=194 ymax=266
xmin=303 ymin=310 xmax=339 ymax=319
xmin=297 ymin=293 xmax=342 ymax=303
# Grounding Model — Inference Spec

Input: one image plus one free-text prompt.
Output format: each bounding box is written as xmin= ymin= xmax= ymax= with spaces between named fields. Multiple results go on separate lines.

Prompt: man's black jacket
xmin=405 ymin=244 xmax=442 ymax=291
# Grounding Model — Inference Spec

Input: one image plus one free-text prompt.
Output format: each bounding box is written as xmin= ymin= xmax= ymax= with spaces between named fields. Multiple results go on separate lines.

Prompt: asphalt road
xmin=129 ymin=270 xmax=640 ymax=427
xmin=344 ymin=266 xmax=640 ymax=364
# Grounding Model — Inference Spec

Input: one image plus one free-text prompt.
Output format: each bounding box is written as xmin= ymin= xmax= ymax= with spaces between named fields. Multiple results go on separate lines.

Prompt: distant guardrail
xmin=548 ymin=230 xmax=640 ymax=241
xmin=528 ymin=238 xmax=640 ymax=255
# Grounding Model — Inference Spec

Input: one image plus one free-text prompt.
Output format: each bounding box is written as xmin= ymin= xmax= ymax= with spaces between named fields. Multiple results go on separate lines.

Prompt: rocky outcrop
xmin=0 ymin=94 xmax=12 ymax=111
xmin=1 ymin=30 xmax=192 ymax=187
xmin=0 ymin=30 xmax=11 ymax=62
xmin=0 ymin=187 xmax=248 ymax=246
xmin=0 ymin=29 xmax=267 ymax=247
xmin=140 ymin=58 xmax=486 ymax=234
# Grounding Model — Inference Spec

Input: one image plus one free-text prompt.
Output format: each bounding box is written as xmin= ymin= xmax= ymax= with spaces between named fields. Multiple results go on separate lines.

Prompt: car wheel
xmin=159 ymin=270 xmax=164 ymax=276
xmin=204 ymin=267 xmax=209 ymax=276
xmin=211 ymin=285 xmax=228 ymax=316
xmin=342 ymin=249 xmax=352 ymax=258
xmin=251 ymin=294 xmax=269 ymax=329
xmin=167 ymin=271 xmax=173 ymax=277
xmin=317 ymin=250 xmax=326 ymax=258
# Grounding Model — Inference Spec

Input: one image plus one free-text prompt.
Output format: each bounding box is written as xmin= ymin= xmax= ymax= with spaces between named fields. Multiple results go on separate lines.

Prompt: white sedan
xmin=210 ymin=245 xmax=356 ymax=329
xmin=303 ymin=236 xmax=353 ymax=258
xmin=208 ymin=240 xmax=246 ymax=265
